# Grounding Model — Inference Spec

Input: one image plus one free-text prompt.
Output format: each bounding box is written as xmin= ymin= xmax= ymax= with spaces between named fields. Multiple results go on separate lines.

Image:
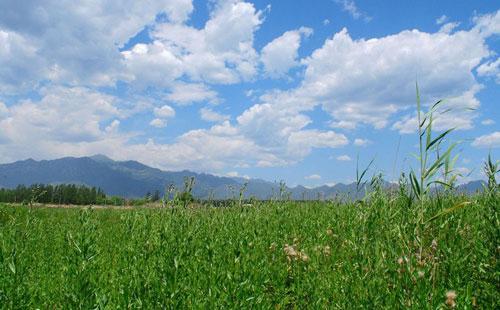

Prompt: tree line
xmin=0 ymin=184 xmax=120 ymax=205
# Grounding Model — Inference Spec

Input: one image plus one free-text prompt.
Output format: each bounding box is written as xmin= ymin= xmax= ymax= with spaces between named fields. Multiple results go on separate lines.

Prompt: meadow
xmin=0 ymin=186 xmax=498 ymax=308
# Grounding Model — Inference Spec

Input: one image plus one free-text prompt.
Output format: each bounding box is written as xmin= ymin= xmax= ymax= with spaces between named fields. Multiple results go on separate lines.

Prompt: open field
xmin=0 ymin=190 xmax=498 ymax=308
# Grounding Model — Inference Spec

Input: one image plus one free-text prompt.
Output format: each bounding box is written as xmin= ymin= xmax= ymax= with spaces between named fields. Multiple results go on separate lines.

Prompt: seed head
xmin=300 ymin=252 xmax=310 ymax=262
xmin=431 ymin=239 xmax=438 ymax=251
xmin=445 ymin=290 xmax=457 ymax=308
xmin=284 ymin=244 xmax=298 ymax=259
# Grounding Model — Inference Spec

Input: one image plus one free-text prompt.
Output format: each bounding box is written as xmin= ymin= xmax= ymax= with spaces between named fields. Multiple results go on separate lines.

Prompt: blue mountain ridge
xmin=0 ymin=155 xmax=485 ymax=199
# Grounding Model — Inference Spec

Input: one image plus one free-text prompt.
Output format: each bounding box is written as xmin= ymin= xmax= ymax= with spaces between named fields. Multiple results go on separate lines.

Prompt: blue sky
xmin=0 ymin=0 xmax=498 ymax=186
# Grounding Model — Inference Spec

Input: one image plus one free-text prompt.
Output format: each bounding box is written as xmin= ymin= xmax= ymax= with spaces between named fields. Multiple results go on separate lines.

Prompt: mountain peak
xmin=89 ymin=154 xmax=114 ymax=163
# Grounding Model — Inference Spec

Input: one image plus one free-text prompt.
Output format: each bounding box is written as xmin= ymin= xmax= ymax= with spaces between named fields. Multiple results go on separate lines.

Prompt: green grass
xmin=0 ymin=190 xmax=498 ymax=308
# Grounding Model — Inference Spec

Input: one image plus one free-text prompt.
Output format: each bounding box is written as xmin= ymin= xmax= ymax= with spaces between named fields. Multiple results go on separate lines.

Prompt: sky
xmin=0 ymin=0 xmax=499 ymax=186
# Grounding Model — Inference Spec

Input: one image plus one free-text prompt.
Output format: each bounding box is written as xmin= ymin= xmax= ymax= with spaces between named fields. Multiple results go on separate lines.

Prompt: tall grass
xmin=0 ymin=188 xmax=498 ymax=308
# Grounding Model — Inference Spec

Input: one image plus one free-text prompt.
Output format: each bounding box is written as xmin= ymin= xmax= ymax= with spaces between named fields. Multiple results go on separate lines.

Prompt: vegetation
xmin=0 ymin=184 xmax=167 ymax=207
xmin=0 ymin=184 xmax=498 ymax=308
xmin=0 ymin=184 xmax=107 ymax=205
xmin=0 ymin=87 xmax=498 ymax=308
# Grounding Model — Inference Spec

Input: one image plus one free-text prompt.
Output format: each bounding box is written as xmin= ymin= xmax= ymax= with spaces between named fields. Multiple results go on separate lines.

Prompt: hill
xmin=0 ymin=155 xmax=485 ymax=199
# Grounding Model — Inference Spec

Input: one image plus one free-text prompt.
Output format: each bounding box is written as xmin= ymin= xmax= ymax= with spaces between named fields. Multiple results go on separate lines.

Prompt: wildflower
xmin=445 ymin=290 xmax=457 ymax=308
xmin=397 ymin=257 xmax=404 ymax=265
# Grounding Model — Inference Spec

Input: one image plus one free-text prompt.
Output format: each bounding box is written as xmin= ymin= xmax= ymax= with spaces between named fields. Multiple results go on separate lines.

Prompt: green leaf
xmin=431 ymin=99 xmax=444 ymax=111
xmin=426 ymin=128 xmax=454 ymax=151
xmin=427 ymin=201 xmax=472 ymax=222
xmin=424 ymin=143 xmax=456 ymax=179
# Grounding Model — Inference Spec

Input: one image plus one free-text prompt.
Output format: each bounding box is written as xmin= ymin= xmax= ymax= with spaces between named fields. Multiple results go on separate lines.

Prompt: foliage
xmin=0 ymin=187 xmax=498 ymax=308
xmin=0 ymin=184 xmax=106 ymax=205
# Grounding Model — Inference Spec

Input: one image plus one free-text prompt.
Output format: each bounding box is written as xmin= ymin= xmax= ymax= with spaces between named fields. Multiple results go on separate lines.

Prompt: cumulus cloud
xmin=353 ymin=138 xmax=371 ymax=146
xmin=0 ymin=86 xmax=130 ymax=162
xmin=123 ymin=0 xmax=264 ymax=86
xmin=150 ymin=118 xmax=167 ymax=128
xmin=0 ymin=86 xmax=121 ymax=144
xmin=477 ymin=57 xmax=500 ymax=83
xmin=0 ymin=1 xmax=498 ymax=175
xmin=261 ymin=27 xmax=312 ymax=78
xmin=336 ymin=155 xmax=352 ymax=161
xmin=472 ymin=131 xmax=500 ymax=148
xmin=164 ymin=82 xmax=218 ymax=105
xmin=153 ymin=105 xmax=176 ymax=118
xmin=303 ymin=26 xmax=491 ymax=131
xmin=392 ymin=85 xmax=482 ymax=134
xmin=0 ymin=29 xmax=48 ymax=93
xmin=305 ymin=174 xmax=321 ymax=180
xmin=200 ymin=107 xmax=230 ymax=123
xmin=0 ymin=0 xmax=193 ymax=90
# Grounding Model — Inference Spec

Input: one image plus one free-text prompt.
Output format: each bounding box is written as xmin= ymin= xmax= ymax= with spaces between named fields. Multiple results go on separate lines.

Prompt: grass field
xmin=0 ymin=188 xmax=498 ymax=308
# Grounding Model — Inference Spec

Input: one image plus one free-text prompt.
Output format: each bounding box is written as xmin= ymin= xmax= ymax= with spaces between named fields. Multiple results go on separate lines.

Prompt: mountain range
xmin=0 ymin=155 xmax=485 ymax=200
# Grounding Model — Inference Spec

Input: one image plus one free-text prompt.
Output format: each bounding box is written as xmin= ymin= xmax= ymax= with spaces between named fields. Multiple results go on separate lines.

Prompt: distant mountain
xmin=0 ymin=155 xmax=486 ymax=199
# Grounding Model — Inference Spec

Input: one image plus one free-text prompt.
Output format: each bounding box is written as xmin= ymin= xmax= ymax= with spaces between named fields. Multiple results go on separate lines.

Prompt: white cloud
xmin=392 ymin=85 xmax=482 ymax=134
xmin=353 ymin=138 xmax=371 ymax=146
xmin=154 ymin=105 xmax=176 ymax=118
xmin=302 ymin=26 xmax=490 ymax=131
xmin=334 ymin=0 xmax=371 ymax=22
xmin=200 ymin=107 xmax=230 ymax=122
xmin=436 ymin=15 xmax=449 ymax=25
xmin=438 ymin=22 xmax=460 ymax=34
xmin=0 ymin=29 xmax=48 ymax=93
xmin=287 ymin=130 xmax=348 ymax=158
xmin=165 ymin=82 xmax=218 ymax=105
xmin=336 ymin=155 xmax=352 ymax=161
xmin=472 ymin=10 xmax=500 ymax=37
xmin=323 ymin=19 xmax=330 ymax=26
xmin=261 ymin=27 xmax=312 ymax=78
xmin=305 ymin=174 xmax=321 ymax=180
xmin=472 ymin=131 xmax=500 ymax=148
xmin=0 ymin=2 xmax=498 ymax=175
xmin=0 ymin=86 xmax=121 ymax=144
xmin=124 ymin=0 xmax=264 ymax=86
xmin=481 ymin=119 xmax=495 ymax=126
xmin=105 ymin=120 xmax=121 ymax=133
xmin=477 ymin=57 xmax=500 ymax=83
xmin=0 ymin=0 xmax=194 ymax=90
xmin=121 ymin=42 xmax=184 ymax=88
xmin=0 ymin=101 xmax=8 ymax=118
xmin=150 ymin=118 xmax=167 ymax=128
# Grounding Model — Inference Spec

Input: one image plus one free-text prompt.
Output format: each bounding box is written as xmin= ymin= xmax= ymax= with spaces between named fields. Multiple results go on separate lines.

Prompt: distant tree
xmin=153 ymin=190 xmax=160 ymax=202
